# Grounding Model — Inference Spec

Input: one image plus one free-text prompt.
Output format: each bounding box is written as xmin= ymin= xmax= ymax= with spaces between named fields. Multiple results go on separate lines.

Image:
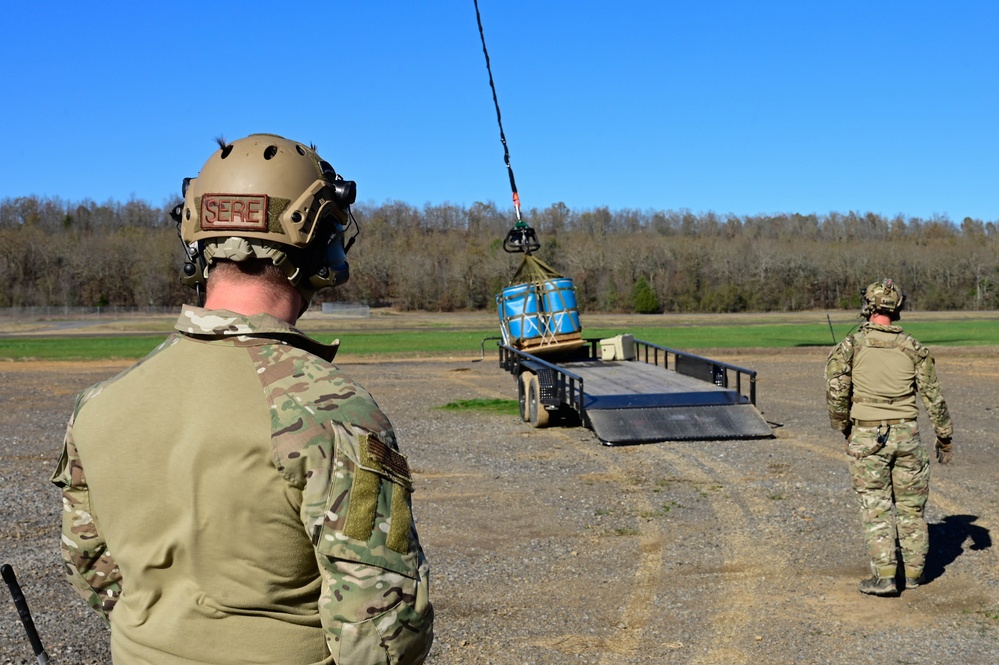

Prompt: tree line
xmin=1 ymin=195 xmax=997 ymax=313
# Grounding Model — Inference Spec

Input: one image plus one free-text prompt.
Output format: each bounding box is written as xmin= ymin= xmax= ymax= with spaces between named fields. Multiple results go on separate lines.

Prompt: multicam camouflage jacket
xmin=825 ymin=321 xmax=952 ymax=439
xmin=52 ymin=306 xmax=433 ymax=665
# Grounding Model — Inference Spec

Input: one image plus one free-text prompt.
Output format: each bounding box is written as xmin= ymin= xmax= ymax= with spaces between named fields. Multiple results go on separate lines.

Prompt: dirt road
xmin=2 ymin=347 xmax=998 ymax=664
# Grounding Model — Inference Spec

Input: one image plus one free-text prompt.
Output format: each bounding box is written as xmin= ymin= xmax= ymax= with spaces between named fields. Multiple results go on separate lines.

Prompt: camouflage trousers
xmin=846 ymin=420 xmax=930 ymax=579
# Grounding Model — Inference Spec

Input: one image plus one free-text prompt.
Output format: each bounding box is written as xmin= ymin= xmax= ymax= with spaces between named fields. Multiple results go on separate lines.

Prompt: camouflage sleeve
xmin=50 ymin=398 xmax=122 ymax=623
xmin=257 ymin=346 xmax=433 ymax=663
xmin=913 ymin=345 xmax=953 ymax=439
xmin=824 ymin=336 xmax=855 ymax=432
xmin=308 ymin=423 xmax=434 ymax=665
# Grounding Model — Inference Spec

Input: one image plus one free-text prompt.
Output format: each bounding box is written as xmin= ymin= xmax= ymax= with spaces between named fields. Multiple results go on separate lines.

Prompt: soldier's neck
xmin=204 ymin=282 xmax=303 ymax=325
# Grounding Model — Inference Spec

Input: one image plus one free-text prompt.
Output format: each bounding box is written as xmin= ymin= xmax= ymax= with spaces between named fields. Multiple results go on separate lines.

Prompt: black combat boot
xmin=859 ymin=575 xmax=898 ymax=596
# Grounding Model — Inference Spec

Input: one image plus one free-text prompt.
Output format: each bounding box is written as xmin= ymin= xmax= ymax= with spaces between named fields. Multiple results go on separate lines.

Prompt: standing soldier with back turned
xmin=825 ymin=278 xmax=953 ymax=596
xmin=52 ymin=134 xmax=434 ymax=663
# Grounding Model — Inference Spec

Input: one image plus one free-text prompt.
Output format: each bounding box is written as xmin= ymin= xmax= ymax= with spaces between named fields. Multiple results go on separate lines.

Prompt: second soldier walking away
xmin=52 ymin=134 xmax=434 ymax=664
xmin=825 ymin=278 xmax=953 ymax=597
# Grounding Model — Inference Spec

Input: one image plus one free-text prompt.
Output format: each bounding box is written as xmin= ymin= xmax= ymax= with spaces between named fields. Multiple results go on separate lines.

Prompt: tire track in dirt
xmin=450 ymin=366 xmax=785 ymax=662
xmin=526 ymin=429 xmax=791 ymax=664
xmin=442 ymin=366 xmax=664 ymax=659
xmin=530 ymin=427 xmax=669 ymax=662
xmin=652 ymin=444 xmax=791 ymax=665
xmin=653 ymin=438 xmax=985 ymax=660
xmin=412 ymin=365 xmax=671 ymax=660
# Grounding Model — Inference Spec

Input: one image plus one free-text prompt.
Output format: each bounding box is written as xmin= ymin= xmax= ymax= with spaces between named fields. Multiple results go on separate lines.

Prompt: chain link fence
xmin=0 ymin=304 xmax=371 ymax=321
xmin=0 ymin=306 xmax=177 ymax=320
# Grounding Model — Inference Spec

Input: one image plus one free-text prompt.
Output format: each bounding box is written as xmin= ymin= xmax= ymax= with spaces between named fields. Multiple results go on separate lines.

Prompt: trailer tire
xmin=518 ymin=372 xmax=531 ymax=422
xmin=527 ymin=374 xmax=550 ymax=428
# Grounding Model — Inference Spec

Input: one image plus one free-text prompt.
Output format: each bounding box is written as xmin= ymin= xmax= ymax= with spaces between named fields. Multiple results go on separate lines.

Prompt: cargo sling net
xmin=499 ymin=255 xmax=582 ymax=351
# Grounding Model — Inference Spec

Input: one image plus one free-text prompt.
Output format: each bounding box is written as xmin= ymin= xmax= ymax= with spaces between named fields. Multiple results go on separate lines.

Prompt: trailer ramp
xmin=587 ymin=404 xmax=772 ymax=445
xmin=563 ymin=357 xmax=773 ymax=445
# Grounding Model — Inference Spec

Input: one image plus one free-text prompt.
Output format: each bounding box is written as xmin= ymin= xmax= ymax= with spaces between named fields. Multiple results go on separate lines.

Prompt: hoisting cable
xmin=473 ymin=0 xmax=540 ymax=254
xmin=474 ymin=0 xmax=520 ymax=221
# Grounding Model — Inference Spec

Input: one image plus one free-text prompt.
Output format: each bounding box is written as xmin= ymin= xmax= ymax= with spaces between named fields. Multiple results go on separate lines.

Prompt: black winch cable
xmin=474 ymin=0 xmax=540 ymax=254
xmin=473 ymin=0 xmax=522 ymax=223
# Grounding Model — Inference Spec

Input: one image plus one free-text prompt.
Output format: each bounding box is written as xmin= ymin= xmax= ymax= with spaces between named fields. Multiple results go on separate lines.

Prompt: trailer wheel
xmin=518 ymin=372 xmax=531 ymax=422
xmin=526 ymin=374 xmax=550 ymax=428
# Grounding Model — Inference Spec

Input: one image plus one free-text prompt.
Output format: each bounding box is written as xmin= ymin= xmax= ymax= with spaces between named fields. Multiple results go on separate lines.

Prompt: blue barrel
xmin=498 ymin=283 xmax=543 ymax=343
xmin=541 ymin=278 xmax=581 ymax=335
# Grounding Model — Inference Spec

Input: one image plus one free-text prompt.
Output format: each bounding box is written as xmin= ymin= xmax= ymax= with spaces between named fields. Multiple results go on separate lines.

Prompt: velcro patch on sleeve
xmin=342 ymin=463 xmax=380 ymax=544
xmin=341 ymin=433 xmax=414 ymax=553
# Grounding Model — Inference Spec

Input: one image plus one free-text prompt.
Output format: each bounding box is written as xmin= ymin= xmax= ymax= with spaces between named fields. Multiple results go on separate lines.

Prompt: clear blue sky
xmin=3 ymin=1 xmax=996 ymax=221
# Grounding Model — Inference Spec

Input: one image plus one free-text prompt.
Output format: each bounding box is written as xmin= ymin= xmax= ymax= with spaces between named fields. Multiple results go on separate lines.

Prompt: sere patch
xmin=201 ymin=193 xmax=269 ymax=231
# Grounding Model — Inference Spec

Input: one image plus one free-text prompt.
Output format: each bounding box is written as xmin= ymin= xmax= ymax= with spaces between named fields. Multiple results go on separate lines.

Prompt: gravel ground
xmin=2 ymin=346 xmax=998 ymax=664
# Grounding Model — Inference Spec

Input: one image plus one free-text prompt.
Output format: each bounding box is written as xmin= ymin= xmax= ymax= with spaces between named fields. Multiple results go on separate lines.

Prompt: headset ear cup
xmin=179 ymin=243 xmax=208 ymax=288
xmin=180 ymin=262 xmax=204 ymax=288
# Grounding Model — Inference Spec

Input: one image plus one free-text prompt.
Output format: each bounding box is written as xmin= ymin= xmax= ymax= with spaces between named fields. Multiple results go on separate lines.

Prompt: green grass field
xmin=0 ymin=317 xmax=994 ymax=361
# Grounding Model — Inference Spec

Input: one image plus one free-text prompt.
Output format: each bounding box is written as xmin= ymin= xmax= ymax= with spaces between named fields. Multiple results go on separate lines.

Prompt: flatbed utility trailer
xmin=500 ymin=338 xmax=773 ymax=445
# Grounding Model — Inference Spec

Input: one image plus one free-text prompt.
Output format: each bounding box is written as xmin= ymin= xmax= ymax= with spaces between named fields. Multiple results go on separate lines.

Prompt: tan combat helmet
xmin=861 ymin=278 xmax=905 ymax=318
xmin=176 ymin=133 xmax=357 ymax=308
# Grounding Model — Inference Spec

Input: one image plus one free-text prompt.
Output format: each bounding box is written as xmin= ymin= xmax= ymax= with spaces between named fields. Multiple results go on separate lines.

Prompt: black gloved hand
xmin=935 ymin=437 xmax=953 ymax=465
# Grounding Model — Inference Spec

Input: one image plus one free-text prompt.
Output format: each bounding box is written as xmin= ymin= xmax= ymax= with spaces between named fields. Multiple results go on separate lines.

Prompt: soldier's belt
xmin=851 ymin=418 xmax=915 ymax=428
xmin=852 ymin=394 xmax=914 ymax=404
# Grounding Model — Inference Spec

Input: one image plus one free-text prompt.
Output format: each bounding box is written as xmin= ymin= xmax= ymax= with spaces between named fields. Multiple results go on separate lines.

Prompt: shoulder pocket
xmin=315 ymin=427 xmax=418 ymax=578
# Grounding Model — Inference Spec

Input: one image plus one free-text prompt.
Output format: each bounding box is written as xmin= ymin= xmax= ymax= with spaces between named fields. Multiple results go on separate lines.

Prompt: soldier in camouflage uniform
xmin=825 ymin=278 xmax=953 ymax=597
xmin=51 ymin=134 xmax=434 ymax=664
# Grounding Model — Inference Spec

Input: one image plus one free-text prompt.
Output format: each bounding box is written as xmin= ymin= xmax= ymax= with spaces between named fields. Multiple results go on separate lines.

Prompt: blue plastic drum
xmin=498 ymin=283 xmax=543 ymax=343
xmin=541 ymin=278 xmax=581 ymax=335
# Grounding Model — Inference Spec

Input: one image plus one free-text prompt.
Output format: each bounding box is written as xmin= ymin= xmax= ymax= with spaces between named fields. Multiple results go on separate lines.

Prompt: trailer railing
xmin=580 ymin=338 xmax=757 ymax=405
xmin=619 ymin=338 xmax=758 ymax=406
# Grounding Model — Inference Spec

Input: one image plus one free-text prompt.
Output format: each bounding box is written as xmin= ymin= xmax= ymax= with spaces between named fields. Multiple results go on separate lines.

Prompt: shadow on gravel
xmin=925 ymin=514 xmax=992 ymax=582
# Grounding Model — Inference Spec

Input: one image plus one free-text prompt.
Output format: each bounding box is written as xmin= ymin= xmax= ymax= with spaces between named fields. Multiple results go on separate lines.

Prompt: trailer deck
xmin=500 ymin=338 xmax=773 ymax=445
